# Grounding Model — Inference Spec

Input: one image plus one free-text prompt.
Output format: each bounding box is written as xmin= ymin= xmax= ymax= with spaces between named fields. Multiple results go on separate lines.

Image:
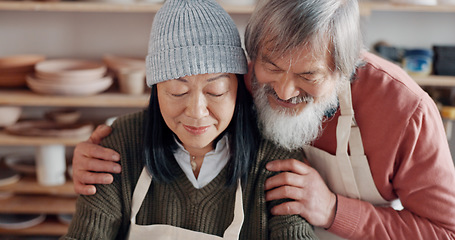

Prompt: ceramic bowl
xmin=44 ymin=108 xmax=81 ymax=124
xmin=4 ymin=153 xmax=36 ymax=175
xmin=103 ymin=55 xmax=145 ymax=73
xmin=0 ymin=106 xmax=22 ymax=128
xmin=35 ymin=59 xmax=107 ymax=83
xmin=26 ymin=74 xmax=113 ymax=96
xmin=0 ymin=73 xmax=28 ymax=88
xmin=0 ymin=55 xmax=45 ymax=69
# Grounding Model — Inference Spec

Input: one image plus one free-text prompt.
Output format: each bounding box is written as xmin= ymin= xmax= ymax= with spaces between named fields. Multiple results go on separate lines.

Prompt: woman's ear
xmin=244 ymin=62 xmax=253 ymax=94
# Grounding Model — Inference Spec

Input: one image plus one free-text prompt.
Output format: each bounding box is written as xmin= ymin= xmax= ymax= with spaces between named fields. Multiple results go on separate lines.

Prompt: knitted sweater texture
xmin=62 ymin=111 xmax=317 ymax=240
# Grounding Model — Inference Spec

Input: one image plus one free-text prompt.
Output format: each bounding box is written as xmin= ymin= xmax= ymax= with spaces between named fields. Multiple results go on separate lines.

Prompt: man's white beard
xmin=252 ymin=79 xmax=340 ymax=151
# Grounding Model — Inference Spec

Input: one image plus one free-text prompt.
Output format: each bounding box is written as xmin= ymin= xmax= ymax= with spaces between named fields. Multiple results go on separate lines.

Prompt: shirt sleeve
xmin=327 ymin=99 xmax=455 ymax=239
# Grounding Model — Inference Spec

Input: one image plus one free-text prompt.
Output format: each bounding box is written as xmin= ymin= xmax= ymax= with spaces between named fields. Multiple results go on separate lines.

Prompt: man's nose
xmin=274 ymin=73 xmax=300 ymax=100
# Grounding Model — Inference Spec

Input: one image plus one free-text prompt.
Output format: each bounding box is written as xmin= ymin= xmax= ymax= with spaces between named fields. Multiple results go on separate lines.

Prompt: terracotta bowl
xmin=0 ymin=106 xmax=22 ymax=128
xmin=35 ymin=59 xmax=107 ymax=83
xmin=0 ymin=55 xmax=45 ymax=88
xmin=26 ymin=74 xmax=113 ymax=96
xmin=0 ymin=55 xmax=45 ymax=69
xmin=0 ymin=73 xmax=28 ymax=88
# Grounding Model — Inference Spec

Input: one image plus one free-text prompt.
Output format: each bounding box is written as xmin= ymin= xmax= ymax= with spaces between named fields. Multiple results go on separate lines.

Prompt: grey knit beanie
xmin=145 ymin=0 xmax=248 ymax=86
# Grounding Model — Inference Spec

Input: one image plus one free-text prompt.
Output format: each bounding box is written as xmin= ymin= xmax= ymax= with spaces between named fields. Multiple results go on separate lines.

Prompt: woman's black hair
xmin=143 ymin=74 xmax=259 ymax=187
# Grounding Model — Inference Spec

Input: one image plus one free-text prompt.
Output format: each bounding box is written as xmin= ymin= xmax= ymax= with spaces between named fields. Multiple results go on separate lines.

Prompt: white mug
xmin=36 ymin=144 xmax=66 ymax=186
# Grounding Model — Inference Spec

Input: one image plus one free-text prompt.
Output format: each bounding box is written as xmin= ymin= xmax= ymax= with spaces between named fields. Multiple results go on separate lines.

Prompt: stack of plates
xmin=26 ymin=59 xmax=113 ymax=96
xmin=0 ymin=55 xmax=45 ymax=88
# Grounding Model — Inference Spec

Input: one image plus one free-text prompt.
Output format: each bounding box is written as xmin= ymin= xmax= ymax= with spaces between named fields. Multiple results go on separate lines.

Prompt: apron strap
xmin=335 ymin=83 xmax=361 ymax=199
xmin=130 ymin=167 xmax=152 ymax=224
xmin=222 ymin=181 xmax=244 ymax=239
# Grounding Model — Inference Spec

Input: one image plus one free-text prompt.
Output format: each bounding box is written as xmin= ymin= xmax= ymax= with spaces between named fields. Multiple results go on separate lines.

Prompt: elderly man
xmin=71 ymin=0 xmax=455 ymax=239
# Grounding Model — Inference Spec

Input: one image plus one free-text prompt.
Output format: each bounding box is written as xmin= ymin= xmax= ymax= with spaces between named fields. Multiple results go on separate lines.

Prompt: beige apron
xmin=127 ymin=167 xmax=245 ymax=240
xmin=303 ymin=83 xmax=401 ymax=240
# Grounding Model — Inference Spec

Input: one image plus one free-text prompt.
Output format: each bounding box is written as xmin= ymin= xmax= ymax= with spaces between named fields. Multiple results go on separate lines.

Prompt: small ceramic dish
xmin=103 ymin=54 xmax=145 ymax=73
xmin=35 ymin=59 xmax=107 ymax=83
xmin=0 ymin=106 xmax=22 ymax=128
xmin=26 ymin=74 xmax=113 ymax=96
xmin=44 ymin=109 xmax=81 ymax=124
xmin=4 ymin=153 xmax=36 ymax=175
xmin=57 ymin=213 xmax=73 ymax=225
xmin=0 ymin=168 xmax=21 ymax=187
xmin=0 ymin=213 xmax=46 ymax=230
xmin=5 ymin=120 xmax=94 ymax=138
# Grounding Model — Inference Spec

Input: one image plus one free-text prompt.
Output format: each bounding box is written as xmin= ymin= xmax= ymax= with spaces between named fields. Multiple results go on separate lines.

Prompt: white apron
xmin=303 ymin=83 xmax=401 ymax=240
xmin=127 ymin=167 xmax=245 ymax=240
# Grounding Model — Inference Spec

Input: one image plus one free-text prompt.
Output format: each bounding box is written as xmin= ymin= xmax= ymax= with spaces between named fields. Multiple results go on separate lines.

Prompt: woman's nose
xmin=274 ymin=73 xmax=300 ymax=100
xmin=185 ymin=93 xmax=209 ymax=119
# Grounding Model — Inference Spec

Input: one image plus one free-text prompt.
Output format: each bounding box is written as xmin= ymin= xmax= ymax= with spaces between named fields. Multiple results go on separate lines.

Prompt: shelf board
xmin=0 ymin=130 xmax=89 ymax=146
xmin=360 ymin=1 xmax=455 ymax=16
xmin=0 ymin=215 xmax=69 ymax=236
xmin=0 ymin=1 xmax=454 ymax=15
xmin=0 ymin=194 xmax=76 ymax=214
xmin=0 ymin=89 xmax=148 ymax=108
xmin=413 ymin=75 xmax=455 ymax=87
xmin=0 ymin=176 xmax=76 ymax=196
xmin=0 ymin=1 xmax=255 ymax=13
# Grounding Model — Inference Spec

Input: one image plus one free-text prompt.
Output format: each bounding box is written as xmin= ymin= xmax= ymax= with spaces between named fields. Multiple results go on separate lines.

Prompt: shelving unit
xmin=0 ymin=176 xmax=76 ymax=236
xmin=0 ymin=0 xmax=454 ymax=238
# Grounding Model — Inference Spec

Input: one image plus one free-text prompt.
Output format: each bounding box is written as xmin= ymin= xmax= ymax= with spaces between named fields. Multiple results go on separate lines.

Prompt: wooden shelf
xmin=0 ymin=89 xmax=148 ymax=108
xmin=413 ymin=75 xmax=455 ymax=87
xmin=0 ymin=130 xmax=89 ymax=146
xmin=0 ymin=194 xmax=76 ymax=214
xmin=0 ymin=0 xmax=255 ymax=13
xmin=360 ymin=1 xmax=455 ymax=16
xmin=0 ymin=215 xmax=69 ymax=236
xmin=0 ymin=1 xmax=454 ymax=15
xmin=0 ymin=176 xmax=76 ymax=196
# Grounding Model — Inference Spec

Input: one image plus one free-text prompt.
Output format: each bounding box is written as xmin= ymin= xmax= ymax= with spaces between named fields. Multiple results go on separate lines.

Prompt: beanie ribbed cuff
xmin=146 ymin=45 xmax=247 ymax=86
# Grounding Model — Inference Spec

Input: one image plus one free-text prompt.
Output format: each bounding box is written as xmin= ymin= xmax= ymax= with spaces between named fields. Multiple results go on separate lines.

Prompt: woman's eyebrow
xmin=207 ymin=74 xmax=230 ymax=82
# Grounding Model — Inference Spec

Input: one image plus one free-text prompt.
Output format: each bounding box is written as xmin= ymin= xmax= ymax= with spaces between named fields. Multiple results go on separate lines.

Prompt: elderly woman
xmin=62 ymin=0 xmax=317 ymax=239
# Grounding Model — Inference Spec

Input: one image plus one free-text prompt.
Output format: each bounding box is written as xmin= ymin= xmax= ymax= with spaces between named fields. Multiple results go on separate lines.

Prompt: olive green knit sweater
xmin=62 ymin=111 xmax=318 ymax=240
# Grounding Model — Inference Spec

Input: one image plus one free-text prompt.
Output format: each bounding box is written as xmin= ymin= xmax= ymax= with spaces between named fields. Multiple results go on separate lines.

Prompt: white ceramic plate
xmin=26 ymin=74 xmax=113 ymax=96
xmin=0 ymin=213 xmax=46 ymax=230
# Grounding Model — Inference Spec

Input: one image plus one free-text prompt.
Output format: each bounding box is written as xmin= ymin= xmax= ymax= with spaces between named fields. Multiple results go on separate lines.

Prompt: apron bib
xmin=127 ymin=167 xmax=244 ymax=240
xmin=303 ymin=83 xmax=401 ymax=240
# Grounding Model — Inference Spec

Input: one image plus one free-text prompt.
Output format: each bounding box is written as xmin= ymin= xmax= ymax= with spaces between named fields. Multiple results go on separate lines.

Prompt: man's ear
xmin=244 ymin=62 xmax=253 ymax=94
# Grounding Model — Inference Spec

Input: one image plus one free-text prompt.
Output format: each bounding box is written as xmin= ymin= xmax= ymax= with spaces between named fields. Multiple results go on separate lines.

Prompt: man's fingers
xmin=88 ymin=124 xmax=112 ymax=144
xmin=75 ymin=142 xmax=120 ymax=163
xmin=83 ymin=157 xmax=121 ymax=174
xmin=266 ymin=158 xmax=311 ymax=175
xmin=264 ymin=171 xmax=305 ymax=191
xmin=269 ymin=201 xmax=305 ymax=216
xmin=73 ymin=170 xmax=114 ymax=185
xmin=74 ymin=182 xmax=97 ymax=195
xmin=265 ymin=185 xmax=306 ymax=201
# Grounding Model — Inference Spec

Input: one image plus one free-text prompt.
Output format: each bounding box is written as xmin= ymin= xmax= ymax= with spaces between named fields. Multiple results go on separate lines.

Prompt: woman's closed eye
xmin=170 ymin=92 xmax=187 ymax=97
